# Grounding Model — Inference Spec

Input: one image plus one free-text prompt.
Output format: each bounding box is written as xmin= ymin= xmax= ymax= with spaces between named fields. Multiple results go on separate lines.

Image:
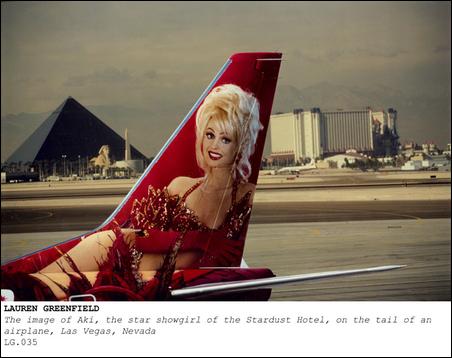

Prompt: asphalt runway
xmin=2 ymin=179 xmax=450 ymax=200
xmin=244 ymin=219 xmax=451 ymax=301
xmin=1 ymin=200 xmax=450 ymax=233
xmin=1 ymin=219 xmax=450 ymax=301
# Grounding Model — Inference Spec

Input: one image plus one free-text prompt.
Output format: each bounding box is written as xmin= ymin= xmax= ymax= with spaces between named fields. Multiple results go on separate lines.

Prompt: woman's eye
xmin=206 ymin=132 xmax=214 ymax=139
xmin=222 ymin=137 xmax=231 ymax=144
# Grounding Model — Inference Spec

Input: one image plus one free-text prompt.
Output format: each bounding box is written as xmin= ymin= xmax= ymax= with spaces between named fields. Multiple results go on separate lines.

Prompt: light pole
xmin=62 ymin=155 xmax=67 ymax=177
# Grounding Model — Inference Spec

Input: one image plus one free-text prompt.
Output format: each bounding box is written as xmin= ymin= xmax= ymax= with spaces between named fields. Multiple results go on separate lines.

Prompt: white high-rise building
xmin=320 ymin=109 xmax=373 ymax=154
xmin=293 ymin=108 xmax=322 ymax=160
xmin=269 ymin=112 xmax=296 ymax=164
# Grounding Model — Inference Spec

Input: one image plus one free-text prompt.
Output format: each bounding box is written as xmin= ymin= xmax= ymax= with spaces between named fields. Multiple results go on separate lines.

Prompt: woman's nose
xmin=211 ymin=138 xmax=220 ymax=149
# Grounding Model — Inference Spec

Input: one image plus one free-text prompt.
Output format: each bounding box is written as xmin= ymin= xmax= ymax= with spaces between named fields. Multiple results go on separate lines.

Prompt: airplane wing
xmin=170 ymin=265 xmax=406 ymax=300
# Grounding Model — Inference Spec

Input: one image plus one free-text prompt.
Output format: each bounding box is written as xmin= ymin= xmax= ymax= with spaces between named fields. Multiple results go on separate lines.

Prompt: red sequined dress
xmin=130 ymin=180 xmax=250 ymax=267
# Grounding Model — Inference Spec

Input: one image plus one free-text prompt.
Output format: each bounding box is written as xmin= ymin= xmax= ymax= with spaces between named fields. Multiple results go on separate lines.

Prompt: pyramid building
xmin=6 ymin=97 xmax=147 ymax=164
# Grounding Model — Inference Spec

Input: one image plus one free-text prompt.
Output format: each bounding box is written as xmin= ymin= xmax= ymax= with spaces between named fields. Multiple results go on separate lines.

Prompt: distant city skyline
xmin=1 ymin=2 xmax=450 ymax=160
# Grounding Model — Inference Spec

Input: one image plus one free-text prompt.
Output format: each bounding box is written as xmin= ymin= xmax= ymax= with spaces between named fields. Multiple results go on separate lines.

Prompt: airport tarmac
xmin=244 ymin=219 xmax=451 ymax=301
xmin=1 ymin=184 xmax=450 ymax=207
xmin=1 ymin=219 xmax=450 ymax=301
xmin=2 ymin=200 xmax=450 ymax=233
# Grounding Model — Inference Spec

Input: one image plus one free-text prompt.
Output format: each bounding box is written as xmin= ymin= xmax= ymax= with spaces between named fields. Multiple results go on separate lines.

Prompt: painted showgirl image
xmin=1 ymin=53 xmax=283 ymax=301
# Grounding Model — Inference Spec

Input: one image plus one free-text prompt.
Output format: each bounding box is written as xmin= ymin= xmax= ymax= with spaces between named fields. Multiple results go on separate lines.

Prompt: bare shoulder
xmin=236 ymin=182 xmax=256 ymax=202
xmin=167 ymin=176 xmax=201 ymax=196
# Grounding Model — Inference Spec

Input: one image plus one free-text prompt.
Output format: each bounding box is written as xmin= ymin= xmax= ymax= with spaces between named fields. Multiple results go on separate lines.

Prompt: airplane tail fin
xmin=2 ymin=52 xmax=282 ymax=274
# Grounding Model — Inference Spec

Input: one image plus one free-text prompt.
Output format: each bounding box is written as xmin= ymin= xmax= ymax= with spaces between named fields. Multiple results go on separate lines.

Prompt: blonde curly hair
xmin=195 ymin=84 xmax=262 ymax=181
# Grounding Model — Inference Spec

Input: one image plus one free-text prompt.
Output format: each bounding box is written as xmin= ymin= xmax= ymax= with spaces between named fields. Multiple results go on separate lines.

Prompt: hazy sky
xmin=1 ymin=1 xmax=450 ymax=155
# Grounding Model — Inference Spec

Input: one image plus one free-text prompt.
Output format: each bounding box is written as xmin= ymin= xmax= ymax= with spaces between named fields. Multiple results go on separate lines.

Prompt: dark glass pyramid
xmin=6 ymin=97 xmax=147 ymax=163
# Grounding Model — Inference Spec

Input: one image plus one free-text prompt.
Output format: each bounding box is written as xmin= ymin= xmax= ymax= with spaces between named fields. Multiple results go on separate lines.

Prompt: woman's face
xmin=202 ymin=120 xmax=237 ymax=169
